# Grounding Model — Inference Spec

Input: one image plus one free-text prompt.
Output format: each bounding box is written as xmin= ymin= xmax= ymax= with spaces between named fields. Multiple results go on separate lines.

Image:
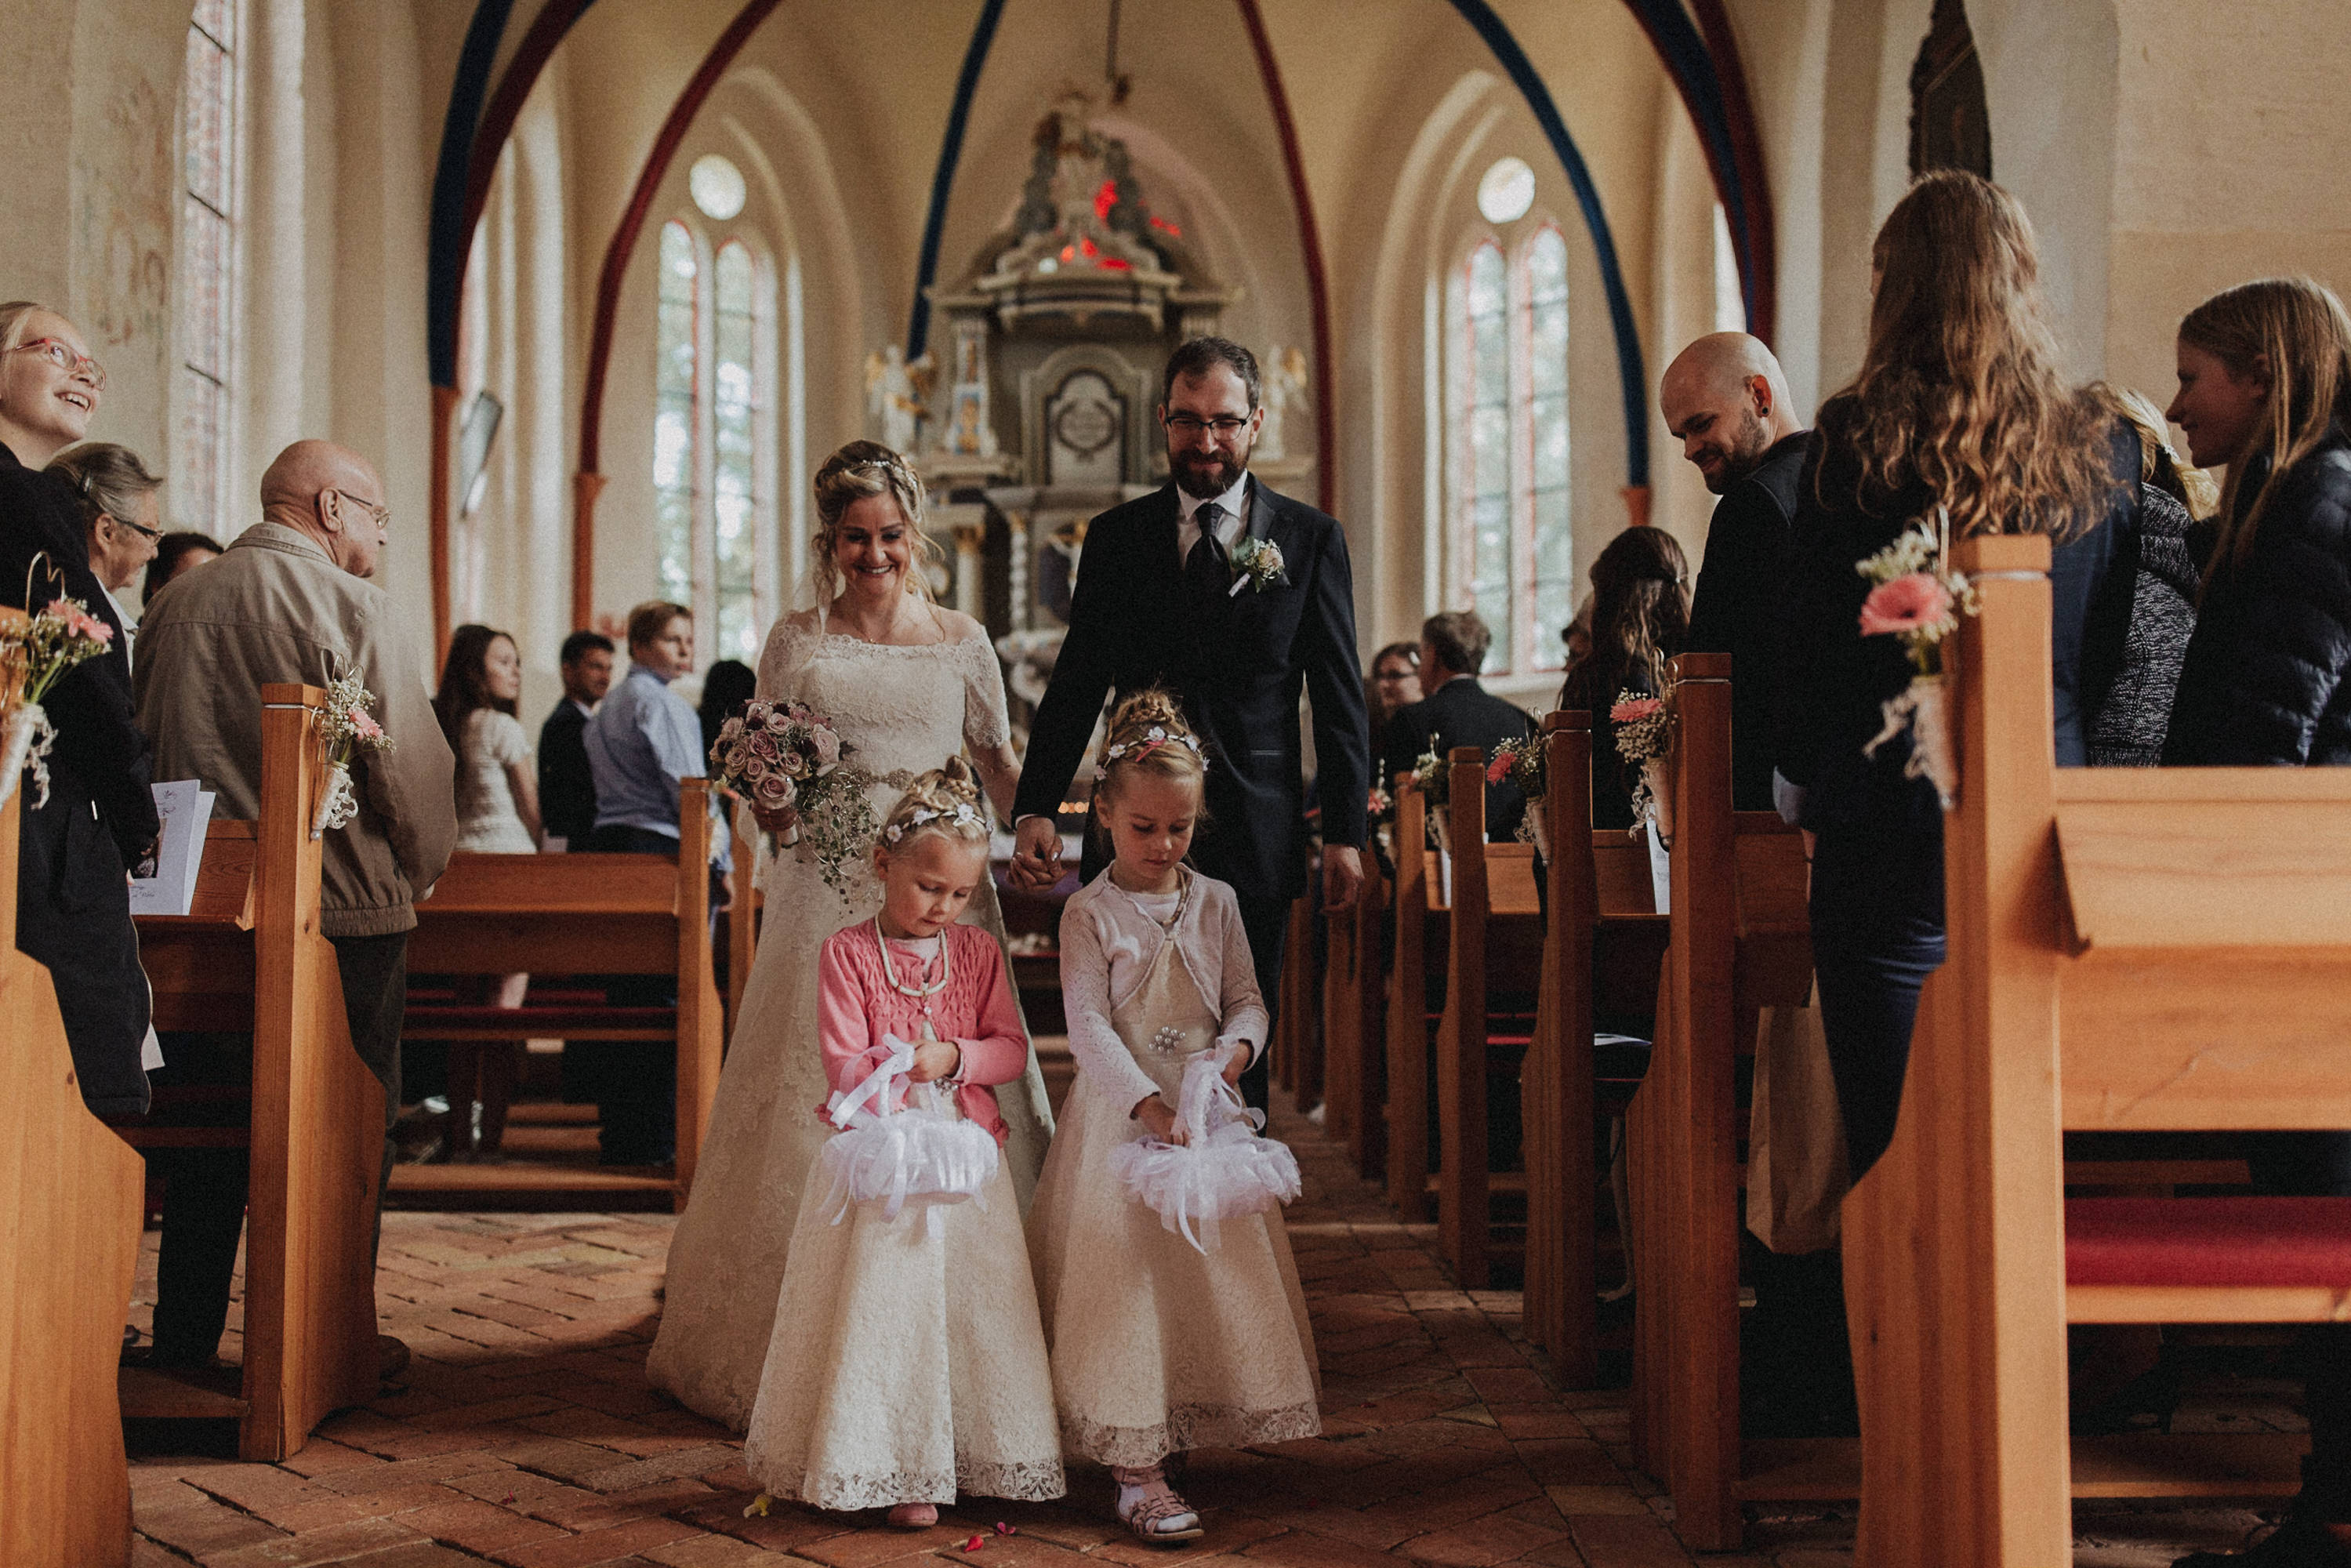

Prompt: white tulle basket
xmin=813 ymin=1044 xmax=1000 ymax=1232
xmin=1110 ymin=1054 xmax=1303 ymax=1253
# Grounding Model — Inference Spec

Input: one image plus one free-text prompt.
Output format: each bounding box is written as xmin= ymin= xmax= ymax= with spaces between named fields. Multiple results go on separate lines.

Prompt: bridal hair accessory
xmin=1094 ymin=724 xmax=1206 ymax=782
xmin=882 ymin=800 xmax=986 ymax=844
xmin=1109 ymin=1053 xmax=1301 ymax=1253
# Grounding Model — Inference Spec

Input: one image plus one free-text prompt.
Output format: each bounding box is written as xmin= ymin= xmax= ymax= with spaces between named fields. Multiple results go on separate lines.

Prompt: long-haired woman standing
xmin=1772 ymin=172 xmax=2142 ymax=1180
xmin=2158 ymin=276 xmax=2351 ymax=1568
xmin=1558 ymin=527 xmax=1690 ymax=830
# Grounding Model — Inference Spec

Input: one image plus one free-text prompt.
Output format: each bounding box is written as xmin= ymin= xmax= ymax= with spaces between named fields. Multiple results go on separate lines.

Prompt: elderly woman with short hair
xmin=49 ymin=441 xmax=165 ymax=659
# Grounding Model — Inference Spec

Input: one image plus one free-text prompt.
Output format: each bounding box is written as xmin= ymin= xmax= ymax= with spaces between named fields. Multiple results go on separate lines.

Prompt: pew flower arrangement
xmin=709 ymin=699 xmax=877 ymax=903
xmin=1408 ymin=739 xmax=1453 ymax=851
xmin=312 ymin=671 xmax=394 ymax=838
xmin=1613 ymin=689 xmax=1676 ymax=845
xmin=1366 ymin=782 xmax=1395 ymax=871
xmin=1855 ymin=506 xmax=1979 ymax=808
xmin=1486 ymin=735 xmax=1550 ymax=858
xmin=0 ymin=593 xmax=115 ymax=811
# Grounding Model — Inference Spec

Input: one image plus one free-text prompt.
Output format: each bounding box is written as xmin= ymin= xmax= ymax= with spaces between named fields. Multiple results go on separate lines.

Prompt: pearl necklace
xmin=872 ymin=917 xmax=949 ymax=1040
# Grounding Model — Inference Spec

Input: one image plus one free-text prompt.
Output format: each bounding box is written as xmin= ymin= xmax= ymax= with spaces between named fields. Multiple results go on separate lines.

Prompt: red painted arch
xmin=1234 ymin=0 xmax=1337 ymax=520
xmin=1687 ymin=0 xmax=1776 ymax=347
xmin=459 ymin=0 xmax=596 ymax=285
xmin=571 ymin=0 xmax=785 ymax=630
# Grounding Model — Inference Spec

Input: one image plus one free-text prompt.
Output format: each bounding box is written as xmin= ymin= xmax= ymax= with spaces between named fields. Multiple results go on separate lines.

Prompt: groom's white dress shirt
xmin=1177 ymin=472 xmax=1252 ymax=564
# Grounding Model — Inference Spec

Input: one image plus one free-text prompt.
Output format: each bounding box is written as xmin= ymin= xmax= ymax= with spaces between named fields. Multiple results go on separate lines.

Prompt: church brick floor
xmin=128 ymin=1094 xmax=2280 ymax=1567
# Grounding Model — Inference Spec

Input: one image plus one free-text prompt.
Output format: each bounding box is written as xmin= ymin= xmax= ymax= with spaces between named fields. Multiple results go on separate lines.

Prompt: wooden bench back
xmin=0 ymin=609 xmax=146 ymax=1566
xmin=1323 ymin=846 xmax=1387 ymax=1176
xmin=1384 ymin=773 xmax=1436 ymax=1215
xmin=1630 ymin=652 xmax=1816 ymax=1546
xmin=1520 ymin=711 xmax=1678 ymax=1375
xmin=1841 ymin=536 xmax=2351 ymax=1565
xmin=404 ymin=779 xmax=725 ymax=1198
xmin=128 ymin=683 xmax=383 ymax=1461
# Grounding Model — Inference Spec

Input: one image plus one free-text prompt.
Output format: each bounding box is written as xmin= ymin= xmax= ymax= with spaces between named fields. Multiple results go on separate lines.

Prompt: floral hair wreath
xmin=1092 ymin=724 xmax=1207 ymax=783
xmin=881 ymin=800 xmax=987 ymax=845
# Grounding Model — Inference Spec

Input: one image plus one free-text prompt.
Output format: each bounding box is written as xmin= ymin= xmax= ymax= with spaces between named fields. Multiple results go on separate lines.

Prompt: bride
xmin=648 ymin=441 xmax=1057 ymax=1428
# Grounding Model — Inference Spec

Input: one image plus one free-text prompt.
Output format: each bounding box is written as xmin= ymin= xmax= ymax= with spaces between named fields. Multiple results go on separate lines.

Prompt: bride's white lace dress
xmin=647 ymin=610 xmax=1057 ymax=1429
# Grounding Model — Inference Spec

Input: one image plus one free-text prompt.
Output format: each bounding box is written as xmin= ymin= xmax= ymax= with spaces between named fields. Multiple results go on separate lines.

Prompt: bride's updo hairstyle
xmin=1092 ymin=688 xmax=1210 ymax=822
xmin=811 ymin=440 xmax=946 ymax=607
xmin=877 ymin=757 xmax=991 ymax=858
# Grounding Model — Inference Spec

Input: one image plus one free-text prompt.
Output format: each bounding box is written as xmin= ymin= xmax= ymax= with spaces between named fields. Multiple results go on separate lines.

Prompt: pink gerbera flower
xmin=1610 ymin=696 xmax=1663 ymax=724
xmin=1859 ymin=572 xmax=1953 ymax=637
xmin=349 ymin=707 xmax=384 ymax=742
xmin=1486 ymin=753 xmax=1512 ymax=785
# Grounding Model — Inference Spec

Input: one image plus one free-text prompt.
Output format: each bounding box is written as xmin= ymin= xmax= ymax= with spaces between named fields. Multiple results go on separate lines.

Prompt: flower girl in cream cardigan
xmin=1029 ymin=691 xmax=1319 ymax=1544
xmin=742 ymin=761 xmax=1064 ymax=1526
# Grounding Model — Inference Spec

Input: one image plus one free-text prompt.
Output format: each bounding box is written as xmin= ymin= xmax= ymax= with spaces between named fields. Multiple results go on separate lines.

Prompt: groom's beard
xmin=1172 ymin=440 xmax=1253 ymax=500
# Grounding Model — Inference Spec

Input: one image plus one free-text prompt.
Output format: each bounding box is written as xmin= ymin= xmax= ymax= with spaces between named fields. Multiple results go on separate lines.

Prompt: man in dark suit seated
xmin=1377 ymin=610 xmax=1536 ymax=844
xmin=1662 ymin=332 xmax=1809 ymax=811
xmin=537 ymin=630 xmax=613 ymax=850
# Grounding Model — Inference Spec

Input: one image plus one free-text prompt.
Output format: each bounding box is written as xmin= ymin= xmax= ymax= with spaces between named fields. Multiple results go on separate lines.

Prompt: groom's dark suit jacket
xmin=1013 ymin=477 xmax=1371 ymax=901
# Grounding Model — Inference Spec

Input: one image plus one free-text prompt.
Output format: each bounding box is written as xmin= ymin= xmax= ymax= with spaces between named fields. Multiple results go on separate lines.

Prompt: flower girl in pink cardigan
xmin=741 ymin=761 xmax=1065 ymax=1526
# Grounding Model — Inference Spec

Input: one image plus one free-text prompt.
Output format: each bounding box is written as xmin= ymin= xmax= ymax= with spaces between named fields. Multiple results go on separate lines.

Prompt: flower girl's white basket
xmin=1110 ymin=1054 xmax=1303 ymax=1253
xmin=811 ymin=1034 xmax=1000 ymax=1232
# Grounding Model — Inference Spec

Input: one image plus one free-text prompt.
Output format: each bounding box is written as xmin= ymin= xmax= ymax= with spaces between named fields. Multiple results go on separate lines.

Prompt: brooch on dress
xmin=1150 ymin=1025 xmax=1188 ymax=1055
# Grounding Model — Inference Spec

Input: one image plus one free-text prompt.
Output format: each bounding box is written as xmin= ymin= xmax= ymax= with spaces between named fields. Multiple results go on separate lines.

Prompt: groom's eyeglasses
xmin=1163 ymin=415 xmax=1250 ymax=440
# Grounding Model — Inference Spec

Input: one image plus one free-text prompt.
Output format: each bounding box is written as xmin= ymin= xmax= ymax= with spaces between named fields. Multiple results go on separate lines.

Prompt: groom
xmin=1010 ymin=336 xmax=1370 ymax=1109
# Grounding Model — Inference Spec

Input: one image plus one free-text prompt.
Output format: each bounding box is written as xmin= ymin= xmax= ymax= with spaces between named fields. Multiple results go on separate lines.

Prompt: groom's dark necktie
xmin=1185 ymin=503 xmax=1228 ymax=614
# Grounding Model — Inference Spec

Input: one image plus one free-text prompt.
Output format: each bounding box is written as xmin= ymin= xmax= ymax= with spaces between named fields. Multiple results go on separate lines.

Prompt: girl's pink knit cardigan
xmin=815 ymin=920 xmax=1029 ymax=1145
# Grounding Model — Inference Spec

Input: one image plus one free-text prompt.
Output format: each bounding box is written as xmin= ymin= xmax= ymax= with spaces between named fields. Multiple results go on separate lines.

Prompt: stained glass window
xmin=1526 ymin=227 xmax=1573 ymax=670
xmin=654 ymin=221 xmax=698 ymax=610
xmin=712 ymin=241 xmax=760 ymax=662
xmin=1464 ymin=242 xmax=1512 ymax=661
xmin=174 ymin=0 xmax=238 ymax=536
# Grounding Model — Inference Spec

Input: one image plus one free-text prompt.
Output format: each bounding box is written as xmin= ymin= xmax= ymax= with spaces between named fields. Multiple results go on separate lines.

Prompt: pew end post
xmin=0 ymin=609 xmax=144 ymax=1566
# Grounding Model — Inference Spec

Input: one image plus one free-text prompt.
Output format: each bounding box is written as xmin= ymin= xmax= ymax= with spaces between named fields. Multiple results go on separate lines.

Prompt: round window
xmin=689 ymin=154 xmax=747 ymax=221
xmin=1476 ymin=156 xmax=1536 ymax=225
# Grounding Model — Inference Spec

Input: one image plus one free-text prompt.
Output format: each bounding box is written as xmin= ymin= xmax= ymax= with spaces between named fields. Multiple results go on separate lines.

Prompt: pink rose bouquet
xmin=709 ymin=699 xmax=876 ymax=902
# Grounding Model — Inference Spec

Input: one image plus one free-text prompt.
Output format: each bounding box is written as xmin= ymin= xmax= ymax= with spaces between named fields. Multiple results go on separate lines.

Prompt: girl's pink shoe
xmin=887 ymin=1503 xmax=938 ymax=1530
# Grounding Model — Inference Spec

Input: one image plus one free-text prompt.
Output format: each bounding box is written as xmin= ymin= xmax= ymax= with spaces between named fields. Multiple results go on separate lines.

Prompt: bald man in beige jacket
xmin=132 ymin=439 xmax=455 ymax=1373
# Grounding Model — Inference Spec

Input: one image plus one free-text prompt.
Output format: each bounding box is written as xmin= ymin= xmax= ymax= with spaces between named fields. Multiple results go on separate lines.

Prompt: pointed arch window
xmin=653 ymin=221 xmax=699 ymax=610
xmin=712 ymin=241 xmax=760 ymax=662
xmin=1463 ymin=241 xmax=1512 ymax=645
xmin=1525 ymin=227 xmax=1573 ymax=663
xmin=1449 ymin=227 xmax=1573 ymax=674
xmin=174 ymin=0 xmax=241 ymax=535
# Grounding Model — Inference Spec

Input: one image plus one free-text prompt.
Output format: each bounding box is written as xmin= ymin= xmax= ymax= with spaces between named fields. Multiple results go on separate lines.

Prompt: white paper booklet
xmin=128 ymin=780 xmax=216 ymax=917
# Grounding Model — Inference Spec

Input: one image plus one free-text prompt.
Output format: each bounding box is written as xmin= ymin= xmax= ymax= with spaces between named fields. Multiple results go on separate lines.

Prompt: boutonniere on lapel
xmin=1227 ymin=536 xmax=1289 ymax=596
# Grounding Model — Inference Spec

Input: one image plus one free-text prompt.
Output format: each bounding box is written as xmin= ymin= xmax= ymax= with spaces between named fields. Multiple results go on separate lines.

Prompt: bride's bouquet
xmin=1110 ymin=1054 xmax=1302 ymax=1254
xmin=709 ymin=699 xmax=877 ymax=901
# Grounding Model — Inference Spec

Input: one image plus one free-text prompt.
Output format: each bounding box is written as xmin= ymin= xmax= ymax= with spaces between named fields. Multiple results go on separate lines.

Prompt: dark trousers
xmin=1230 ymin=889 xmax=1291 ymax=1114
xmin=2248 ymin=1132 xmax=2351 ymax=1519
xmin=16 ymin=784 xmax=152 ymax=1116
xmin=1809 ymin=822 xmax=1946 ymax=1183
xmin=147 ymin=931 xmax=406 ymax=1366
xmin=580 ymin=825 xmax=680 ymax=1163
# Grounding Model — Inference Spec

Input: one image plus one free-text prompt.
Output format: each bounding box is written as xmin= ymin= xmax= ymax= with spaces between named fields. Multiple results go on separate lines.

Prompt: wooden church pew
xmin=1843 ymin=535 xmax=2331 ymax=1566
xmin=1624 ymin=653 xmax=1819 ymax=1548
xmin=0 ymin=613 xmax=144 ymax=1568
xmin=1322 ymin=848 xmax=1388 ymax=1178
xmin=1521 ymin=710 xmax=1670 ymax=1384
xmin=122 ymin=683 xmax=386 ymax=1462
xmin=1432 ymin=747 xmax=1544 ymax=1289
xmin=1384 ymin=775 xmax=1440 ymax=1218
xmin=395 ymin=779 xmax=724 ymax=1212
